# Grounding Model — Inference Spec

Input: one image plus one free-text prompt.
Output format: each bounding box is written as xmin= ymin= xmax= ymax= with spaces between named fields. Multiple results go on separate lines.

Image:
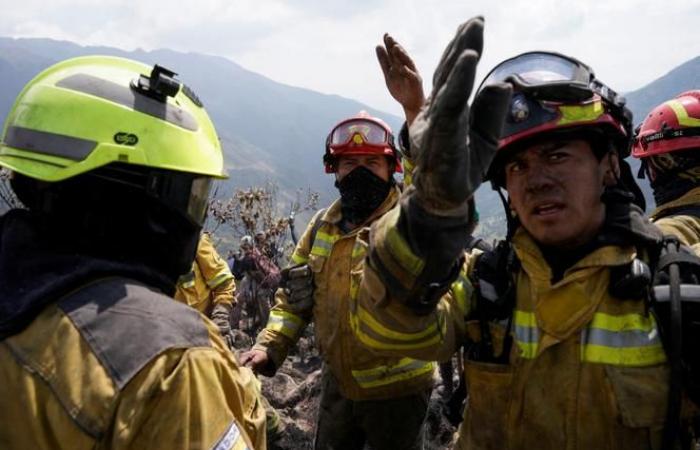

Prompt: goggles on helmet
xmin=480 ymin=51 xmax=633 ymax=186
xmin=328 ymin=118 xmax=392 ymax=148
xmin=479 ymin=51 xmax=625 ymax=107
xmin=324 ymin=115 xmax=401 ymax=173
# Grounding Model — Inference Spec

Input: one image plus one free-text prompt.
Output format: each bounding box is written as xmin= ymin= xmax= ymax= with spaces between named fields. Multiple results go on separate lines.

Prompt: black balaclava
xmin=645 ymin=152 xmax=700 ymax=206
xmin=335 ymin=166 xmax=392 ymax=226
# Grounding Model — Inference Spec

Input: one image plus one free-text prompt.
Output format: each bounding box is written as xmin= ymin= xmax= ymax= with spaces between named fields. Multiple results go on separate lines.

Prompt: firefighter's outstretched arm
xmin=351 ymin=17 xmax=510 ymax=360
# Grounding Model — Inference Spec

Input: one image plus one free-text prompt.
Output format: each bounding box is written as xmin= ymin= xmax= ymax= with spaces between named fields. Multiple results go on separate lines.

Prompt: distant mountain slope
xmin=0 ymin=37 xmax=403 ymax=208
xmin=1 ymin=37 xmax=698 ymax=239
xmin=625 ymin=56 xmax=700 ymax=125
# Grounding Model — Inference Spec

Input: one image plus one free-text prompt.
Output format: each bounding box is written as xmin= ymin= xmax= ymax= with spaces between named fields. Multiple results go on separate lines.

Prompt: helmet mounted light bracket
xmin=132 ymin=64 xmax=181 ymax=102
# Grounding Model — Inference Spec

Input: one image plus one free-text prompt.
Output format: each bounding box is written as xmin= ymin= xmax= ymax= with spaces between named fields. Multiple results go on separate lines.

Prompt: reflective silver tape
xmin=4 ymin=125 xmax=97 ymax=161
xmin=514 ymin=323 xmax=539 ymax=344
xmin=582 ymin=327 xmax=661 ymax=348
xmin=57 ymin=74 xmax=198 ymax=131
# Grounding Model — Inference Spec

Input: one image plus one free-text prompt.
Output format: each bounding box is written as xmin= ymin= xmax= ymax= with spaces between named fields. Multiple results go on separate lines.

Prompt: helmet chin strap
xmin=491 ymin=180 xmax=519 ymax=240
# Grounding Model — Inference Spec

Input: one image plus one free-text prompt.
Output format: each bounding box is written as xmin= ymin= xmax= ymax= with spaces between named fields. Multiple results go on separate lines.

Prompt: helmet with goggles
xmin=323 ymin=111 xmax=402 ymax=174
xmin=479 ymin=51 xmax=633 ymax=185
xmin=631 ymin=90 xmax=700 ymax=160
xmin=0 ymin=56 xmax=226 ymax=227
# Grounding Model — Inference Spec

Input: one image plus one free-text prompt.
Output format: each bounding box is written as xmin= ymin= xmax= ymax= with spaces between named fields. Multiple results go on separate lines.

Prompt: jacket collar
xmin=0 ymin=209 xmax=174 ymax=339
xmin=650 ymin=186 xmax=700 ymax=220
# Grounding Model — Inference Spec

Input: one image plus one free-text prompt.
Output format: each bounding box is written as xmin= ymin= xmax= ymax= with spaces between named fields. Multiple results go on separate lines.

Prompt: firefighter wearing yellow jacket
xmin=632 ymin=90 xmax=700 ymax=246
xmin=349 ymin=18 xmax=699 ymax=450
xmin=175 ymin=232 xmax=237 ymax=348
xmin=0 ymin=57 xmax=265 ymax=449
xmin=240 ymin=112 xmax=434 ymax=450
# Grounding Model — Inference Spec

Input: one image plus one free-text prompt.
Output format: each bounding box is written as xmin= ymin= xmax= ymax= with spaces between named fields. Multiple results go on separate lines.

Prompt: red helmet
xmin=631 ymin=90 xmax=700 ymax=159
xmin=478 ymin=52 xmax=632 ymax=184
xmin=323 ymin=111 xmax=402 ymax=174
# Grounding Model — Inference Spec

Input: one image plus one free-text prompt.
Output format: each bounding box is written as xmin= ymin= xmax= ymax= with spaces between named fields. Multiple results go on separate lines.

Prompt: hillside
xmin=0 ymin=37 xmax=403 ymax=209
xmin=0 ymin=37 xmax=698 ymax=240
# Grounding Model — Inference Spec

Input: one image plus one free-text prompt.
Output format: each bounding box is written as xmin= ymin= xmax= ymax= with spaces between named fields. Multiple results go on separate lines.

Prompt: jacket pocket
xmin=606 ymin=365 xmax=669 ymax=450
xmin=459 ymin=360 xmax=514 ymax=450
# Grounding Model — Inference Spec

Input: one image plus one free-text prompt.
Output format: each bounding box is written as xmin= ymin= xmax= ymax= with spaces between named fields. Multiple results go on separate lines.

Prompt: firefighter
xmin=175 ymin=232 xmax=237 ymax=349
xmin=632 ymin=90 xmax=700 ymax=245
xmin=350 ymin=17 xmax=699 ymax=450
xmin=0 ymin=56 xmax=265 ymax=449
xmin=241 ymin=111 xmax=434 ymax=450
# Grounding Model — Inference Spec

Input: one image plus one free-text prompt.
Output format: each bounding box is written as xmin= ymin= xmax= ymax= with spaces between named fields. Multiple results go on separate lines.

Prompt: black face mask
xmin=335 ymin=166 xmax=392 ymax=225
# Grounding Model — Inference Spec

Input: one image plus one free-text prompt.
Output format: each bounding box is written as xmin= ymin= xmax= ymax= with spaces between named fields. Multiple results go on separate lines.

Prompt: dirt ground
xmin=234 ymin=331 xmax=460 ymax=449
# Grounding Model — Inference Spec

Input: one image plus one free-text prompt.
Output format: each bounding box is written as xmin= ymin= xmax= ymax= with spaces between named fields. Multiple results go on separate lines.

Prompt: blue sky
xmin=1 ymin=0 xmax=698 ymax=115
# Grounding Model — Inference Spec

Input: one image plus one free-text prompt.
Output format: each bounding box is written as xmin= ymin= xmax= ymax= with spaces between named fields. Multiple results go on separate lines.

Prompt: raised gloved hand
xmin=279 ymin=263 xmax=314 ymax=314
xmin=409 ymin=17 xmax=512 ymax=216
xmin=376 ymin=33 xmax=426 ymax=126
xmin=211 ymin=302 xmax=235 ymax=350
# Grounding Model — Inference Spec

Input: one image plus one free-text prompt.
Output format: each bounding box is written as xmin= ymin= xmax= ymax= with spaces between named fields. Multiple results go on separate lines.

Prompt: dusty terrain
xmin=234 ymin=331 xmax=459 ymax=449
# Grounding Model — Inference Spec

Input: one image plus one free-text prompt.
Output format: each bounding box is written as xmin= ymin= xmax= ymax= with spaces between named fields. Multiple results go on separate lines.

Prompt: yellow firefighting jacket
xmin=0 ymin=277 xmax=265 ymax=450
xmin=351 ymin=211 xmax=680 ymax=449
xmin=651 ymin=186 xmax=700 ymax=246
xmin=253 ymin=187 xmax=435 ymax=401
xmin=175 ymin=233 xmax=236 ymax=315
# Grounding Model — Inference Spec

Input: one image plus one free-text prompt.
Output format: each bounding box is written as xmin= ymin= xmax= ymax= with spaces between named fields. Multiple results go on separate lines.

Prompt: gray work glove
xmin=280 ymin=264 xmax=314 ymax=314
xmin=409 ymin=16 xmax=512 ymax=216
xmin=211 ymin=303 xmax=235 ymax=350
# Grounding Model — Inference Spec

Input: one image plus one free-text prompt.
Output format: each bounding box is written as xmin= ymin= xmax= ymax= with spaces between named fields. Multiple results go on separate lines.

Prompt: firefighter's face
xmin=504 ymin=139 xmax=616 ymax=249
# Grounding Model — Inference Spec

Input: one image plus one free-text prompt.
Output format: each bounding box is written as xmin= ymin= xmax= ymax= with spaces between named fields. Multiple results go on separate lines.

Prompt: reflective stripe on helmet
xmin=4 ymin=125 xmax=97 ymax=161
xmin=57 ymin=73 xmax=198 ymax=131
xmin=556 ymin=98 xmax=605 ymax=126
xmin=666 ymin=99 xmax=700 ymax=128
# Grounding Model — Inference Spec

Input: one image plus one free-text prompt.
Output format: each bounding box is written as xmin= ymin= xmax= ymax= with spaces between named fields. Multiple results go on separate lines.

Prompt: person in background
xmin=632 ymin=90 xmax=700 ymax=245
xmin=241 ymin=111 xmax=434 ymax=450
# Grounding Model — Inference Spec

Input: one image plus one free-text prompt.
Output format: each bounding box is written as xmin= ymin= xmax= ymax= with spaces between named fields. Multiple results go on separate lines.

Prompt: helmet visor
xmin=90 ymin=163 xmax=213 ymax=227
xmin=330 ymin=119 xmax=389 ymax=147
xmin=479 ymin=52 xmax=594 ymax=102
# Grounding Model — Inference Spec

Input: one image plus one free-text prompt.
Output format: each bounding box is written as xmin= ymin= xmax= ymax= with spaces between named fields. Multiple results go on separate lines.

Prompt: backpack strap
xmin=649 ymin=236 xmax=700 ymax=448
xmin=309 ymin=208 xmax=326 ymax=247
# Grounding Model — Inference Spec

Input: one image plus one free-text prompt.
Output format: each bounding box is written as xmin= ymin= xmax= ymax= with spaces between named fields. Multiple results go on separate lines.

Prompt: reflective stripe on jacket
xmin=352 ymin=211 xmax=679 ymax=450
xmin=254 ymin=187 xmax=434 ymax=401
xmin=175 ymin=233 xmax=236 ymax=315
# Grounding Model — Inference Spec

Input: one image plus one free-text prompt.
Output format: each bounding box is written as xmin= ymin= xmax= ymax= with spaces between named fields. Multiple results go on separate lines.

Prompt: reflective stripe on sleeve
xmin=349 ymin=305 xmax=445 ymax=351
xmin=580 ymin=312 xmax=666 ymax=366
xmin=402 ymin=157 xmax=415 ymax=187
xmin=351 ymin=357 xmax=435 ymax=388
xmin=450 ymin=274 xmax=472 ymax=316
xmin=291 ymin=252 xmax=309 ymax=264
xmin=385 ymin=218 xmax=425 ymax=277
xmin=206 ymin=269 xmax=234 ymax=288
xmin=266 ymin=310 xmax=305 ymax=341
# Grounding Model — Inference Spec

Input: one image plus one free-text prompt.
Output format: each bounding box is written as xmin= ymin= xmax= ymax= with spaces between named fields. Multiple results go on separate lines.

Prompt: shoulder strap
xmin=309 ymin=208 xmax=327 ymax=247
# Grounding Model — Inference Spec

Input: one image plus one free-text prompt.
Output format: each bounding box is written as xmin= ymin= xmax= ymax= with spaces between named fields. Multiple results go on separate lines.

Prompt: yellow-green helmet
xmin=0 ymin=55 xmax=226 ymax=182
